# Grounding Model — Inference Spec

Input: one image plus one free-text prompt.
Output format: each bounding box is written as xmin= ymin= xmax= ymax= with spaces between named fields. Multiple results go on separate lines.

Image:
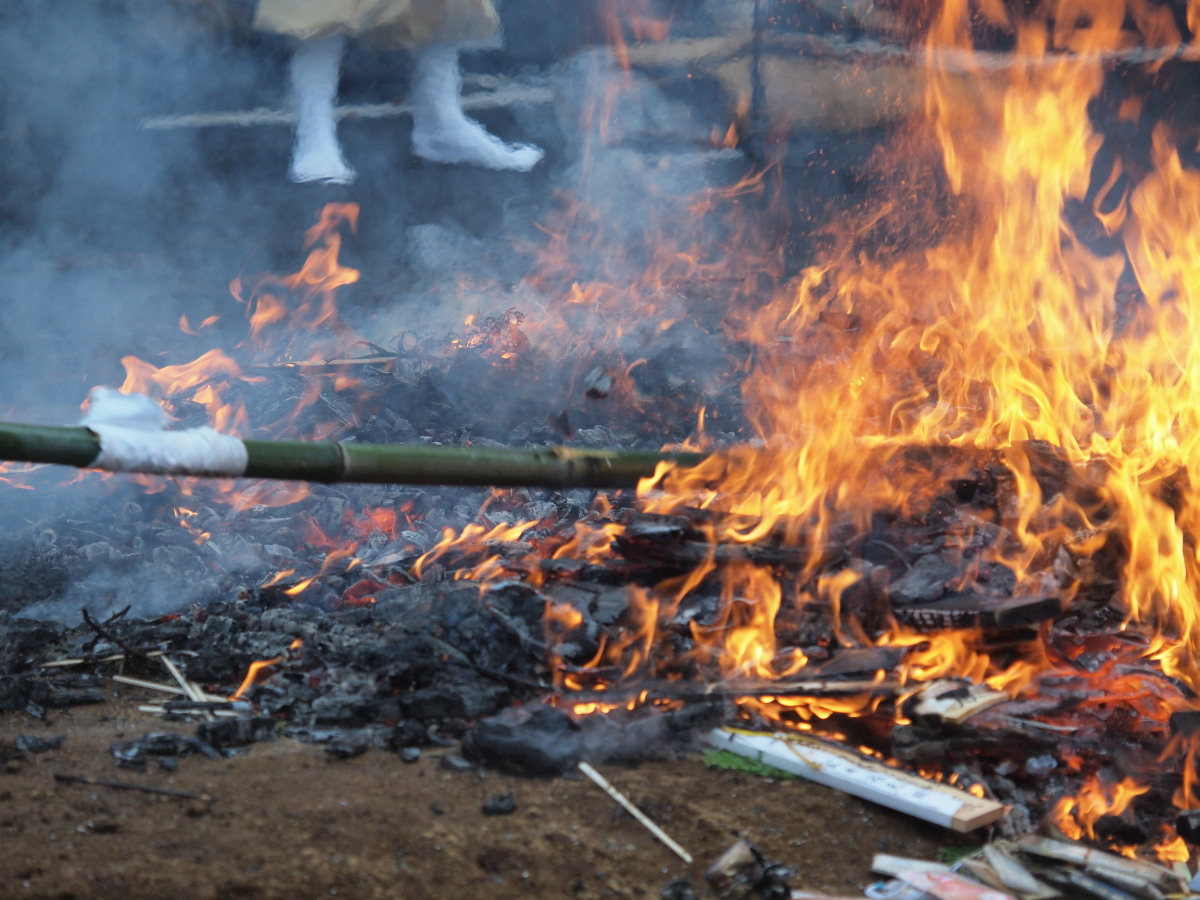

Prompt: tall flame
xmin=636 ymin=0 xmax=1200 ymax=707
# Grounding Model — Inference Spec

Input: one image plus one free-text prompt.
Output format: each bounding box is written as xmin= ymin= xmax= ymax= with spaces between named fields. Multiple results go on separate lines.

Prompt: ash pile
xmin=2 ymin=427 xmax=1198 ymax=853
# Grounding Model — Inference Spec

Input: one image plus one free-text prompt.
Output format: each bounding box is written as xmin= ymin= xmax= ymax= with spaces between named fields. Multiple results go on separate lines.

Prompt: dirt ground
xmin=0 ymin=691 xmax=974 ymax=900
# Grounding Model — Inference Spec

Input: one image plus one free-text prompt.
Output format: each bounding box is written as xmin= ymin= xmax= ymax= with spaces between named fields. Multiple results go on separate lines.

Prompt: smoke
xmin=0 ymin=0 xmax=752 ymax=621
xmin=0 ymin=0 xmax=283 ymax=416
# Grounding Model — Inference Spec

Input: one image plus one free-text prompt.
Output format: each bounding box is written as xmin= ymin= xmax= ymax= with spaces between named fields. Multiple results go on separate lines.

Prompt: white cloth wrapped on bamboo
xmin=80 ymin=388 xmax=248 ymax=477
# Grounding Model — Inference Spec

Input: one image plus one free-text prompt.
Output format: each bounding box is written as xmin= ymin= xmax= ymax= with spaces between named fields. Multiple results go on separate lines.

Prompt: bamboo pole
xmin=0 ymin=421 xmax=708 ymax=489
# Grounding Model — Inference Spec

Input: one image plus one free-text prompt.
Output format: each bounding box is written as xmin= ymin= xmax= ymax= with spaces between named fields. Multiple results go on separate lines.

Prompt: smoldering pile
xmin=1 ymin=395 xmax=1197 ymax=855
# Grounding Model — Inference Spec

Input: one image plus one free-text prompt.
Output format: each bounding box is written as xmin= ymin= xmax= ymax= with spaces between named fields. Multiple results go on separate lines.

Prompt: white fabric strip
xmin=80 ymin=388 xmax=249 ymax=477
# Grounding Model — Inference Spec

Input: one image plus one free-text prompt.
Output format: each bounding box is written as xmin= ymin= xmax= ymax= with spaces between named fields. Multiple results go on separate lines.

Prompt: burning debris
xmin=7 ymin=0 xmax=1200 ymax=896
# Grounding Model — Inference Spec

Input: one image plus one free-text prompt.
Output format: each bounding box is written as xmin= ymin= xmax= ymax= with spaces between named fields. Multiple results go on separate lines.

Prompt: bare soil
xmin=0 ymin=693 xmax=973 ymax=900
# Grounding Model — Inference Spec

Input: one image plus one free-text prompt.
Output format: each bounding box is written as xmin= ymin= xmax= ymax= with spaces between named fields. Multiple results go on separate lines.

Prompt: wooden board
xmin=705 ymin=727 xmax=1006 ymax=833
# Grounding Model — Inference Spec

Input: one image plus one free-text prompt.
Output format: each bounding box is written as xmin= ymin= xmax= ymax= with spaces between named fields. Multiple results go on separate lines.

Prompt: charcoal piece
xmin=1176 ymin=810 xmax=1200 ymax=843
xmin=524 ymin=499 xmax=559 ymax=523
xmin=388 ymin=719 xmax=428 ymax=750
xmin=887 ymin=554 xmax=961 ymax=605
xmin=196 ymin=716 xmax=278 ymax=749
xmin=1170 ymin=711 xmax=1200 ymax=736
xmin=892 ymin=719 xmax=1056 ymax=764
xmin=539 ymin=558 xmax=587 ymax=578
xmin=547 ymin=409 xmax=575 ymax=438
xmin=704 ymin=839 xmax=764 ymax=900
xmin=192 ymin=614 xmax=236 ymax=642
xmin=462 ymin=706 xmax=582 ymax=776
xmin=1024 ymin=754 xmax=1057 ymax=777
xmin=41 ymin=688 xmax=106 ymax=709
xmin=1094 ymin=815 xmax=1147 ymax=846
xmin=481 ymin=791 xmax=517 ymax=816
xmin=0 ymin=676 xmax=42 ymax=713
xmin=0 ymin=619 xmax=70 ymax=670
xmin=662 ymin=881 xmax=698 ymax=900
xmin=311 ymin=693 xmax=376 ymax=727
xmin=14 ymin=734 xmax=64 ymax=754
xmin=111 ymin=732 xmax=224 ymax=770
xmin=811 ymin=647 xmax=904 ymax=678
xmin=757 ymin=863 xmax=797 ymax=900
xmin=325 ymin=732 xmax=371 ymax=760
xmin=488 ymin=581 xmax=549 ymax=628
xmin=584 ymin=367 xmax=613 ymax=400
xmin=591 ymin=588 xmax=631 ymax=626
xmin=403 ymin=676 xmax=511 ymax=721
xmin=438 ymin=754 xmax=474 ymax=772
xmin=893 ymin=594 xmax=1062 ymax=632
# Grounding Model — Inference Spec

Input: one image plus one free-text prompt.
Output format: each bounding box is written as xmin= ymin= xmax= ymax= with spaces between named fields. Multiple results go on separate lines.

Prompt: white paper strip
xmin=80 ymin=388 xmax=248 ymax=477
xmin=704 ymin=728 xmax=1006 ymax=833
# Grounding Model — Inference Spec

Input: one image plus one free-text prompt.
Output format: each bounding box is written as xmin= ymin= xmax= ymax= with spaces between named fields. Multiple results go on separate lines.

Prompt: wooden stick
xmin=160 ymin=657 xmax=203 ymax=703
xmin=160 ymin=656 xmax=217 ymax=723
xmin=112 ymin=675 xmax=190 ymax=696
xmin=577 ymin=761 xmax=693 ymax=864
xmin=562 ymin=678 xmax=901 ymax=704
xmin=40 ymin=650 xmax=168 ymax=669
xmin=1015 ymin=836 xmax=1182 ymax=893
xmin=871 ymin=855 xmax=951 ymax=878
xmin=113 ymin=674 xmax=228 ymax=703
xmin=140 ymin=84 xmax=554 ymax=131
xmin=137 ymin=704 xmax=242 ymax=718
xmin=54 ymin=773 xmax=210 ymax=802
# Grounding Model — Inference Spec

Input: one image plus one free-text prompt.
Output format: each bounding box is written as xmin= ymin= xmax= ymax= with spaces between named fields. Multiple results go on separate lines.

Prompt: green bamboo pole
xmin=0 ymin=422 xmax=709 ymax=489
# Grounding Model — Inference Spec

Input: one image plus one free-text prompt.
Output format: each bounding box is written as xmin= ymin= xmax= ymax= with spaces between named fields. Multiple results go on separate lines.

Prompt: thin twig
xmin=577 ymin=761 xmax=693 ymax=864
xmin=81 ymin=609 xmax=153 ymax=663
xmin=54 ymin=773 xmax=211 ymax=802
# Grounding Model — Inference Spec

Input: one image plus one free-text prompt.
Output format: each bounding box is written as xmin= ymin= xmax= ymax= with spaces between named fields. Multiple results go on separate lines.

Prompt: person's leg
xmin=288 ymin=35 xmax=356 ymax=184
xmin=410 ymin=43 xmax=543 ymax=171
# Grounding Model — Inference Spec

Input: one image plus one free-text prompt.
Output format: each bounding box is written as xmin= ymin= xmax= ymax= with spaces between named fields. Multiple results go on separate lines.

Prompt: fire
xmin=410 ymin=519 xmax=539 ymax=583
xmin=232 ymin=202 xmax=360 ymax=359
xmin=118 ymin=349 xmax=254 ymax=433
xmin=1049 ymin=774 xmax=1151 ymax=844
xmin=511 ymin=0 xmax=1200 ymax=853
xmin=616 ymin=1 xmax=1200 ymax=717
xmin=230 ymin=637 xmax=303 ymax=702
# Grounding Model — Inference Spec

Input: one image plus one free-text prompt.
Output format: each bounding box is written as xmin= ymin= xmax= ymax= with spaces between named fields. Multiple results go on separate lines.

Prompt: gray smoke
xmin=0 ymin=0 xmax=750 ymax=621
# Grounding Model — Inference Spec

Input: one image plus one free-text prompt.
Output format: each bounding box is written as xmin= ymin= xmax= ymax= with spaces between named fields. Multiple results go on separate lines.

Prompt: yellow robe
xmin=253 ymin=0 xmax=499 ymax=47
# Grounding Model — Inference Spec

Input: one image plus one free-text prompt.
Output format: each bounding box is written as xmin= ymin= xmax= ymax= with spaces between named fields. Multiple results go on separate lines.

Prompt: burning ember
xmin=9 ymin=0 xmax=1200 ymax=882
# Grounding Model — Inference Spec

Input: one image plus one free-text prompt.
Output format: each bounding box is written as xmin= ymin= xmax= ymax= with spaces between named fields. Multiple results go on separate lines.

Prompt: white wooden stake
xmin=705 ymin=728 xmax=1006 ymax=833
xmin=577 ymin=761 xmax=694 ymax=864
